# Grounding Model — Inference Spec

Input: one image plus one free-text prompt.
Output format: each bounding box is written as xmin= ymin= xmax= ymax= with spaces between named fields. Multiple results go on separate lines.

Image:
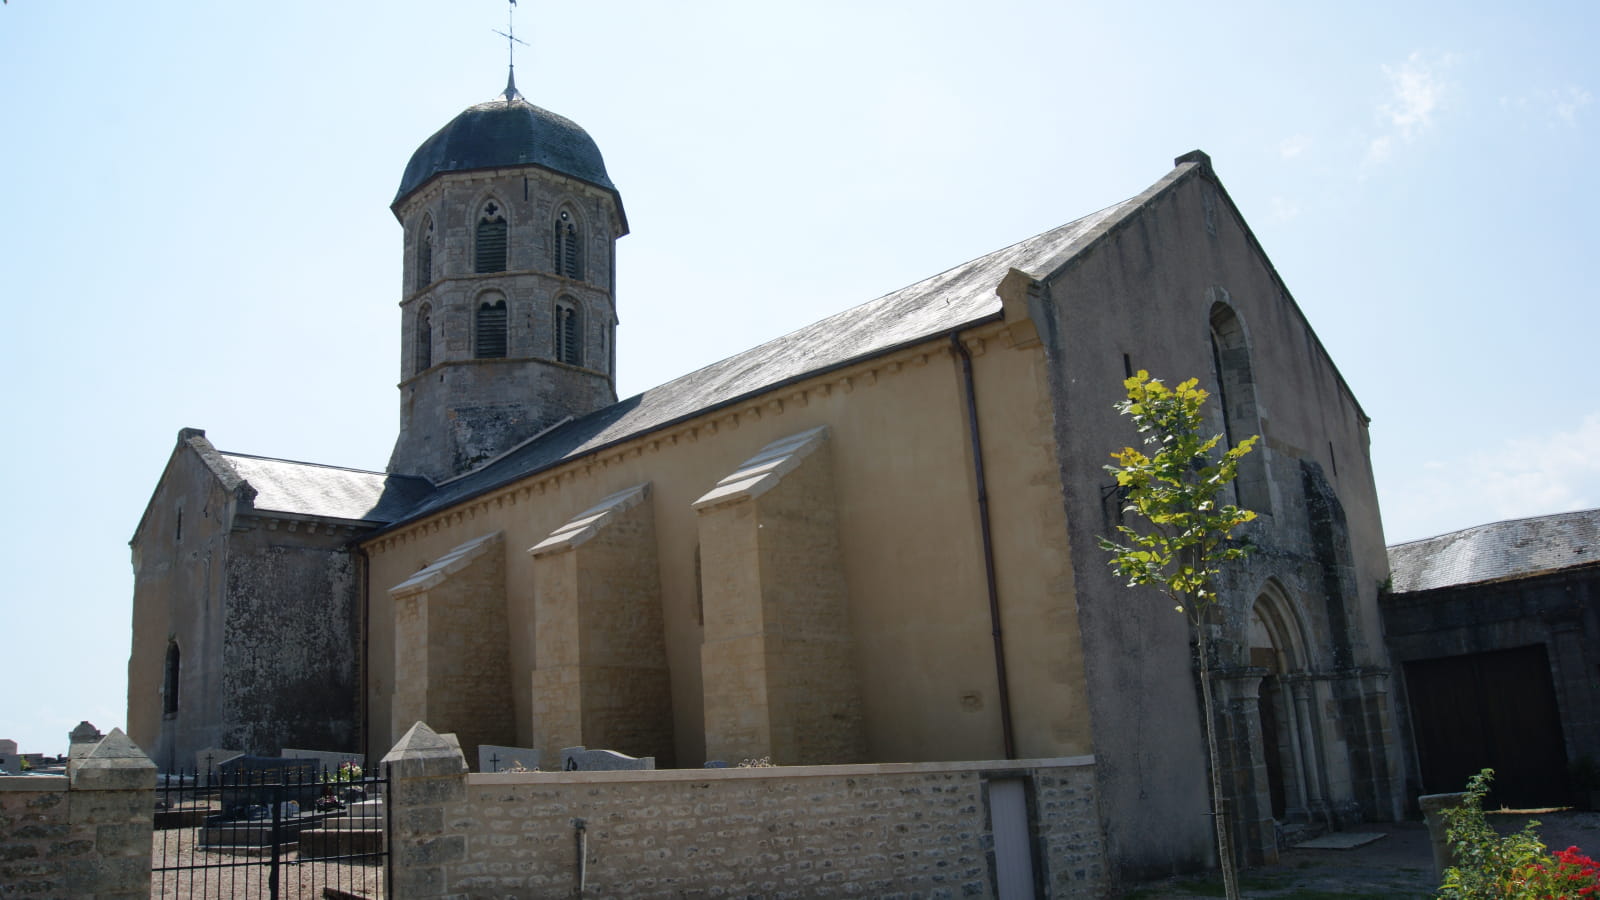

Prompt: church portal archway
xmin=1248 ymin=582 xmax=1325 ymax=823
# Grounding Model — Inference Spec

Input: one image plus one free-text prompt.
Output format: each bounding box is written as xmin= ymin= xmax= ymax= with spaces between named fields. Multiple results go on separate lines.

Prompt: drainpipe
xmin=354 ymin=542 xmax=371 ymax=765
xmin=952 ymin=333 xmax=1017 ymax=760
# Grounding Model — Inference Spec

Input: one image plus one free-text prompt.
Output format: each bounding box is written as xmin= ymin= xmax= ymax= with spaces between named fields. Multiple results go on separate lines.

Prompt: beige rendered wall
xmin=363 ymin=321 xmax=1092 ymax=768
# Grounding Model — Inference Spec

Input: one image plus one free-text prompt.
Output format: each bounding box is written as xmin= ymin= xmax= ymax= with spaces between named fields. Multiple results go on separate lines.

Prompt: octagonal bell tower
xmin=388 ymin=73 xmax=627 ymax=481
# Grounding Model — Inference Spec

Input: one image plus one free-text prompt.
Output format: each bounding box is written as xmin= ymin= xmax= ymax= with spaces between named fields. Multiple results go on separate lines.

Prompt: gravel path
xmin=150 ymin=816 xmax=384 ymax=900
xmin=1127 ymin=810 xmax=1600 ymax=899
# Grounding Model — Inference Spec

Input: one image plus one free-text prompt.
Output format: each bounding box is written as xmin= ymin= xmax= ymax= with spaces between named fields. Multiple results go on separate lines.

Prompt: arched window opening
xmin=415 ymin=303 xmax=433 ymax=373
xmin=1209 ymin=301 xmax=1271 ymax=513
xmin=554 ymin=299 xmax=581 ymax=366
xmin=476 ymin=298 xmax=508 ymax=358
xmin=475 ymin=202 xmax=508 ymax=273
xmin=554 ymin=207 xmax=584 ymax=280
xmin=162 ymin=643 xmax=180 ymax=717
xmin=417 ymin=215 xmax=435 ymax=288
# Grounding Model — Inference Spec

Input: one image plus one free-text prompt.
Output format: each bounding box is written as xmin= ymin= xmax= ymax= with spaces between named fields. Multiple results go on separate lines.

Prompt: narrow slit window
xmin=476 ymin=299 xmax=508 ymax=358
xmin=415 ymin=303 xmax=433 ymax=373
xmin=554 ymin=299 xmax=581 ymax=366
xmin=554 ymin=208 xmax=584 ymax=280
xmin=417 ymin=215 xmax=434 ymax=287
xmin=476 ymin=202 xmax=507 ymax=273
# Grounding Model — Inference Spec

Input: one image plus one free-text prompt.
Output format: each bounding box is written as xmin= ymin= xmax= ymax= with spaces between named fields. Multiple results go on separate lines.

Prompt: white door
xmin=990 ymin=778 xmax=1037 ymax=899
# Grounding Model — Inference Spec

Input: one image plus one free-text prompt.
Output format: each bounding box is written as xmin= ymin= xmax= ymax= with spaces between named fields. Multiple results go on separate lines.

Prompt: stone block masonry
xmin=385 ymin=721 xmax=1108 ymax=898
xmin=0 ymin=729 xmax=155 ymax=899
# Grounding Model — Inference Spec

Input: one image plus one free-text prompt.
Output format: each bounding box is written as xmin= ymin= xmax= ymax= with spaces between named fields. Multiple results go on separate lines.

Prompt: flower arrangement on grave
xmin=321 ymin=761 xmax=362 ymax=782
xmin=319 ymin=760 xmax=367 ymax=802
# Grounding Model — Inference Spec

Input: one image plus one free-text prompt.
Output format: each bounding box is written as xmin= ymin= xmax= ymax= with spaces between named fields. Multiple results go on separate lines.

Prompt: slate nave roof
xmin=145 ymin=156 xmax=1228 ymax=534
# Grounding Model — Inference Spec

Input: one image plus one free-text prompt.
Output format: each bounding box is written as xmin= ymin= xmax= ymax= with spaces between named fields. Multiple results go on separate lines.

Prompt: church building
xmin=129 ymin=69 xmax=1405 ymax=878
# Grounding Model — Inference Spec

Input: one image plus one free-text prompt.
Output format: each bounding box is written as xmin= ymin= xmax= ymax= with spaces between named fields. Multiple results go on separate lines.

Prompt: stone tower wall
xmin=389 ymin=168 xmax=623 ymax=480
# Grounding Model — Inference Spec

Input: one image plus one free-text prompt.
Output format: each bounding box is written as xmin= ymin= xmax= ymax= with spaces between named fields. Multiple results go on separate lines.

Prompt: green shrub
xmin=1436 ymin=769 xmax=1550 ymax=898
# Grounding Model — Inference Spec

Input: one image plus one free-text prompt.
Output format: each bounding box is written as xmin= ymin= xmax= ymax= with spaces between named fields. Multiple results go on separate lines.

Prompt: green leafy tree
xmin=1099 ymin=371 xmax=1259 ymax=900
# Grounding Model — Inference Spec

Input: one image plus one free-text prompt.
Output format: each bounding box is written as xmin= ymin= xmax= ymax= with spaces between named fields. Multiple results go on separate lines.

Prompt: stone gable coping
xmin=692 ymin=426 xmax=829 ymax=511
xmin=389 ymin=531 xmax=504 ymax=599
xmin=527 ymin=483 xmax=650 ymax=557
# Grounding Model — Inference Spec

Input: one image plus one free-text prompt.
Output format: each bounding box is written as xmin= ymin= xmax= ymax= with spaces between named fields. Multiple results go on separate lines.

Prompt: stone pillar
xmin=1419 ymin=791 xmax=1466 ymax=880
xmin=1286 ymin=675 xmax=1328 ymax=821
xmin=67 ymin=730 xmax=156 ymax=899
xmin=1215 ymin=668 xmax=1276 ymax=866
xmin=381 ymin=721 xmax=469 ymax=900
xmin=0 ymin=729 xmax=156 ymax=900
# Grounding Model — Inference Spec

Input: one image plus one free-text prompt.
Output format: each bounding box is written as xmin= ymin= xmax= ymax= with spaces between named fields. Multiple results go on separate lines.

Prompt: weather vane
xmin=493 ymin=0 xmax=529 ymax=98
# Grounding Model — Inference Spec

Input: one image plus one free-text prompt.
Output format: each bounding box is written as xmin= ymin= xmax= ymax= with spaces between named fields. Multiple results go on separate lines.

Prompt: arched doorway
xmin=1248 ymin=584 xmax=1326 ymax=825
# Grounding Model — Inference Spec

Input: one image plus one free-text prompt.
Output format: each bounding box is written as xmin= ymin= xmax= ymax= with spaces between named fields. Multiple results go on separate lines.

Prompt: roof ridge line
xmin=218 ymin=450 xmax=417 ymax=480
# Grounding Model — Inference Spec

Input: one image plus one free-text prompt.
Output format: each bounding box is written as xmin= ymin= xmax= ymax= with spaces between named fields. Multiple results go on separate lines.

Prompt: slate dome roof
xmin=393 ymin=80 xmax=620 ymax=213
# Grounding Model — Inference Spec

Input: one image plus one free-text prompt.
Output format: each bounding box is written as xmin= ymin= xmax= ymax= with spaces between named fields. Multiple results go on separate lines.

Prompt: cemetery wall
xmin=0 ymin=731 xmax=155 ymax=899
xmin=389 ymin=745 xmax=1108 ymax=899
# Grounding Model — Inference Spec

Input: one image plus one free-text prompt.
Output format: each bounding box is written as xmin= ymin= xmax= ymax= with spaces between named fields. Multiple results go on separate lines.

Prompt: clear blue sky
xmin=2 ymin=1 xmax=1595 ymax=757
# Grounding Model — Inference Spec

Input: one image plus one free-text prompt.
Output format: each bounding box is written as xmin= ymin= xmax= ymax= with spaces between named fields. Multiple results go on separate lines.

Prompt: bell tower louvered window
xmin=417 ymin=215 xmax=435 ymax=288
xmin=555 ymin=208 xmax=584 ymax=280
xmin=555 ymin=299 xmax=582 ymax=366
xmin=415 ymin=303 xmax=433 ymax=373
xmin=475 ymin=202 xmax=508 ymax=273
xmin=476 ymin=298 xmax=508 ymax=358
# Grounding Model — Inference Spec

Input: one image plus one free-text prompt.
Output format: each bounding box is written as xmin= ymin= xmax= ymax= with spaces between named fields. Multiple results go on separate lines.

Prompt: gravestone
xmin=68 ymin=721 xmax=103 ymax=745
xmin=194 ymin=747 xmax=246 ymax=774
xmin=559 ymin=746 xmax=655 ymax=771
xmin=281 ymin=747 xmax=364 ymax=776
xmin=477 ymin=744 xmax=541 ymax=773
xmin=217 ymin=755 xmax=322 ymax=816
xmin=67 ymin=722 xmax=106 ymax=771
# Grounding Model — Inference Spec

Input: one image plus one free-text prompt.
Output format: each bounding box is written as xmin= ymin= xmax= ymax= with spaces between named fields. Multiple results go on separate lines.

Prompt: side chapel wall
xmin=128 ymin=437 xmax=236 ymax=770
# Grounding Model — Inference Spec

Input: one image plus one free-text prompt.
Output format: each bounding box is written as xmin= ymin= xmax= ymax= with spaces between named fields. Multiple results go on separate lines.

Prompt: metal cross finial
xmin=493 ymin=0 xmax=529 ymax=100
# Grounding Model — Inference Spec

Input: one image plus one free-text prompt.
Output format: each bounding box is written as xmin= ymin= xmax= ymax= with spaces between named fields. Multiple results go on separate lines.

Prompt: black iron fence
xmin=151 ymin=759 xmax=389 ymax=899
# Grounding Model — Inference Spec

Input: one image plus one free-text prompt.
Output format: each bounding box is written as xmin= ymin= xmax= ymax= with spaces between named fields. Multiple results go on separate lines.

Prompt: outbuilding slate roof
xmin=1386 ymin=508 xmax=1600 ymax=593
xmin=221 ymin=453 xmax=433 ymax=524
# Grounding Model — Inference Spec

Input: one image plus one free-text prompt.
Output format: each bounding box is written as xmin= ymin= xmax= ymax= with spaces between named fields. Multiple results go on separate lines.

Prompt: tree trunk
xmin=1196 ymin=619 xmax=1242 ymax=900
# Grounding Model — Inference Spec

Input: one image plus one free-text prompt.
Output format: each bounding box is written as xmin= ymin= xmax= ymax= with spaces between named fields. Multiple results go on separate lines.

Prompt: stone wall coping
xmin=466 ymin=754 xmax=1096 ymax=786
xmin=390 ymin=531 xmax=503 ymax=599
xmin=692 ymin=425 xmax=829 ymax=511
xmin=0 ymin=775 xmax=67 ymax=792
xmin=528 ymin=482 xmax=650 ymax=557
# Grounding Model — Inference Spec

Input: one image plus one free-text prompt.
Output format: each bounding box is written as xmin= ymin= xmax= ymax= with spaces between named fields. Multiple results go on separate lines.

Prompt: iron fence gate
xmin=151 ymin=760 xmax=389 ymax=899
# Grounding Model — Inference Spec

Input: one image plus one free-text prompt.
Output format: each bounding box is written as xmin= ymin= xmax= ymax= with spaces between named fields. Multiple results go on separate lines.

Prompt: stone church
xmin=129 ymin=71 xmax=1404 ymax=877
